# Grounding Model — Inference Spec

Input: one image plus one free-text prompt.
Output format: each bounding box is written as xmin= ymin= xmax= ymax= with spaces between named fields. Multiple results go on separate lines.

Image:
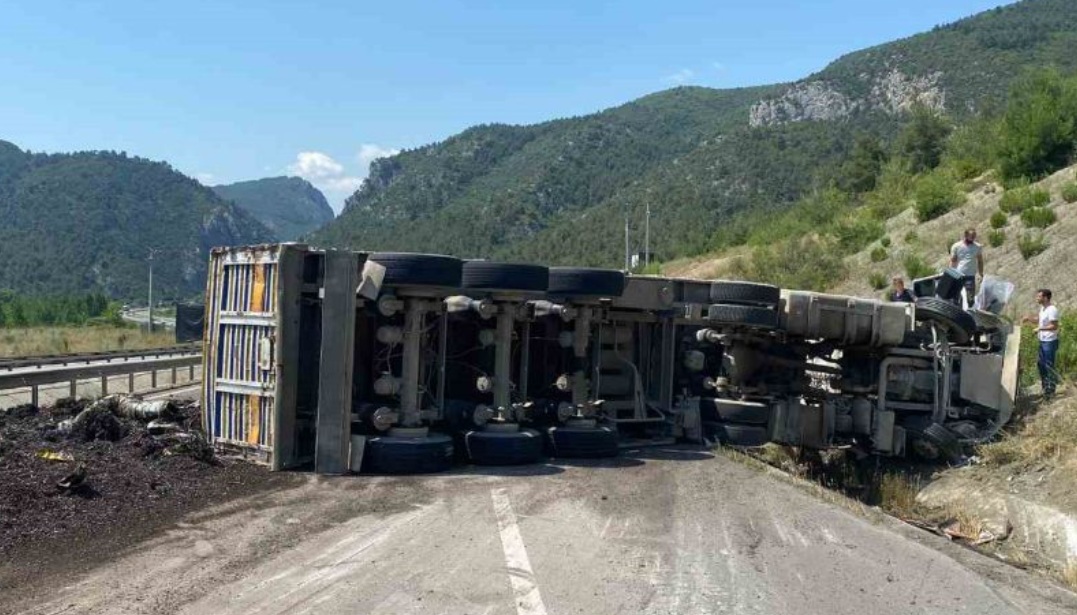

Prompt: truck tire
xmin=364 ymin=433 xmax=454 ymax=474
xmin=698 ymin=398 xmax=769 ymax=425
xmin=464 ymin=428 xmax=544 ymax=465
xmin=703 ymin=422 xmax=769 ymax=447
xmin=968 ymin=309 xmax=1006 ymax=333
xmin=461 ymin=261 xmax=548 ymax=293
xmin=710 ymin=281 xmax=781 ymax=308
xmin=547 ymin=267 xmax=626 ymax=298
xmin=707 ymin=304 xmax=779 ymax=329
xmin=914 ymin=297 xmax=975 ymax=345
xmin=923 ymin=423 xmax=963 ymax=461
xmin=546 ymin=424 xmax=619 ymax=458
xmin=369 ymin=253 xmax=463 ymax=288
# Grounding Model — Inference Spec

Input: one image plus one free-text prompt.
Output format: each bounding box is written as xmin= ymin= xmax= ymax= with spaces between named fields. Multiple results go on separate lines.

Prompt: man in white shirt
xmin=950 ymin=228 xmax=984 ymax=309
xmin=1022 ymin=289 xmax=1061 ymax=398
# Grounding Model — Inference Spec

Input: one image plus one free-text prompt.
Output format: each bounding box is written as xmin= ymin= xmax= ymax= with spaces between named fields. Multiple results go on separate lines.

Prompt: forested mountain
xmin=212 ymin=176 xmax=334 ymax=241
xmin=312 ymin=0 xmax=1077 ymax=266
xmin=0 ymin=140 xmax=274 ymax=300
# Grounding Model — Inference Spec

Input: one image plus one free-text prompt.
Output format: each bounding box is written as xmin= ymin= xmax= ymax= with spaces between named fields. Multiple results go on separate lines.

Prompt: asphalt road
xmin=9 ymin=450 xmax=1077 ymax=615
xmin=121 ymin=307 xmax=176 ymax=329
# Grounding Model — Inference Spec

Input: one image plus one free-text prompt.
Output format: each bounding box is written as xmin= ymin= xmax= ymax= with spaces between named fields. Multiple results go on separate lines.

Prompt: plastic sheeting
xmin=974 ymin=276 xmax=1016 ymax=314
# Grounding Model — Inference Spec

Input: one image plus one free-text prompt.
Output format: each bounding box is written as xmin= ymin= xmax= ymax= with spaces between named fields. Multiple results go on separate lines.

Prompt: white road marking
xmin=491 ymin=488 xmax=548 ymax=615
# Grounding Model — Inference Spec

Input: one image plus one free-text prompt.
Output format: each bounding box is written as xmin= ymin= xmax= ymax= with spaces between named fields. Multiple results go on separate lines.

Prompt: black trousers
xmin=960 ymin=275 xmax=976 ymax=309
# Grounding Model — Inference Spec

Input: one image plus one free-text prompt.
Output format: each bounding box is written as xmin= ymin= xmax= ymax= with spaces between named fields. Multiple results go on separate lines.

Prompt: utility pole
xmin=644 ymin=203 xmax=651 ymax=268
xmin=147 ymin=248 xmax=158 ymax=333
xmin=624 ymin=217 xmax=630 ymax=271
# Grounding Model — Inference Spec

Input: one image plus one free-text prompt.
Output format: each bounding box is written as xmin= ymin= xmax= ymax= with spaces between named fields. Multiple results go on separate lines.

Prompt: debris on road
xmin=35 ymin=449 xmax=74 ymax=462
xmin=0 ymin=394 xmax=280 ymax=570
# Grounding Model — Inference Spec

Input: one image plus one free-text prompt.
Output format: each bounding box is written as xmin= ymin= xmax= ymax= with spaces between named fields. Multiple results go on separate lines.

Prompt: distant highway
xmin=121 ymin=307 xmax=176 ymax=329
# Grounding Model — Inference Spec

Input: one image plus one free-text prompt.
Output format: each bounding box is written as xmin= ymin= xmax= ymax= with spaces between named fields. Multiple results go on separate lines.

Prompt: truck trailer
xmin=201 ymin=244 xmax=1020 ymax=474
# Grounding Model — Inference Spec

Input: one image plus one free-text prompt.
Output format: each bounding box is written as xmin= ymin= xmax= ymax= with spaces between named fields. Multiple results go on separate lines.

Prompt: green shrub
xmin=904 ymin=230 xmax=919 ymax=243
xmin=996 ymin=69 xmax=1077 ymax=183
xmin=914 ymin=171 xmax=964 ymax=221
xmin=880 ymin=236 xmax=892 ymax=248
xmin=731 ymin=236 xmax=846 ymax=292
xmin=989 ymin=210 xmax=1008 ymax=229
xmin=833 ymin=212 xmax=885 ymax=253
xmin=999 ymin=185 xmax=1050 ymax=214
xmin=870 ymin=246 xmax=888 ymax=263
xmin=868 ymin=272 xmax=888 ymax=290
xmin=1018 ymin=232 xmax=1049 ymax=259
xmin=988 ymin=229 xmax=1006 ymax=247
xmin=1061 ymin=182 xmax=1077 ymax=203
xmin=863 ymin=161 xmax=916 ymax=220
xmin=903 ymin=253 xmax=935 ymax=280
xmin=1021 ymin=206 xmax=1057 ymax=228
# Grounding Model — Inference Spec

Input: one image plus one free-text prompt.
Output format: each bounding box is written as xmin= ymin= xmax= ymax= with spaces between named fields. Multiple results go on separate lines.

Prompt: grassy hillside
xmin=212 ymin=176 xmax=334 ymax=241
xmin=0 ymin=141 xmax=274 ymax=301
xmin=664 ymin=63 xmax=1077 ymax=309
xmin=831 ymin=165 xmax=1077 ymax=310
xmin=312 ymin=0 xmax=1077 ymax=267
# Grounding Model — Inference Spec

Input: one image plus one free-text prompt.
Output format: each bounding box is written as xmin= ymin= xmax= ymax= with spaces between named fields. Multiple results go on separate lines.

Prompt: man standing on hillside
xmin=1023 ymin=289 xmax=1061 ymax=399
xmin=950 ymin=228 xmax=984 ymax=309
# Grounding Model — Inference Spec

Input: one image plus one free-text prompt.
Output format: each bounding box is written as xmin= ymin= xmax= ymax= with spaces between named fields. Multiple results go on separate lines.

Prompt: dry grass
xmin=878 ymin=473 xmax=923 ymax=518
xmin=0 ymin=326 xmax=175 ymax=357
xmin=1061 ymin=561 xmax=1077 ymax=591
xmin=977 ymin=394 xmax=1077 ymax=469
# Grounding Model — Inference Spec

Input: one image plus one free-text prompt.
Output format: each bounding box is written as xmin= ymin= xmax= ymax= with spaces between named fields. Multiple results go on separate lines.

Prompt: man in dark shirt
xmin=889 ymin=276 xmax=914 ymax=303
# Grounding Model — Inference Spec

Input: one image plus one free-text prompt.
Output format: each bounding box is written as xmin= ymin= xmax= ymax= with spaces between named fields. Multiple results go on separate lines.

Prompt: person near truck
xmin=889 ymin=276 xmax=914 ymax=302
xmin=950 ymin=228 xmax=984 ymax=309
xmin=1022 ymin=288 xmax=1061 ymax=398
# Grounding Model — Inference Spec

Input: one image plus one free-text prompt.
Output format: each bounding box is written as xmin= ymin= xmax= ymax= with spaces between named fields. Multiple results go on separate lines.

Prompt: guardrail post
xmin=171 ymin=366 xmax=178 ymax=385
xmin=128 ymin=372 xmax=135 ymax=393
xmin=101 ymin=375 xmax=108 ymax=396
xmin=31 ymin=385 xmax=38 ymax=407
xmin=69 ymin=379 xmax=76 ymax=398
xmin=189 ymin=364 xmax=195 ymax=380
xmin=151 ymin=369 xmax=158 ymax=388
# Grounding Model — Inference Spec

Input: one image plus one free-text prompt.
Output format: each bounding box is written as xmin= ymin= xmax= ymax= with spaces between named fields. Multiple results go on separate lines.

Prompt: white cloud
xmin=664 ymin=68 xmax=696 ymax=84
xmin=287 ymin=144 xmax=399 ymax=214
xmin=288 ymin=151 xmax=347 ymax=181
xmin=195 ymin=172 xmax=216 ymax=185
xmin=358 ymin=143 xmax=401 ymax=169
xmin=712 ymin=61 xmax=727 ymax=72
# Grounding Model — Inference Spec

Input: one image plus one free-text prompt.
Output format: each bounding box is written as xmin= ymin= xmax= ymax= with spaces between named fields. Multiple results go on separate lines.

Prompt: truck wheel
xmin=710 ymin=281 xmax=781 ymax=308
xmin=968 ymin=309 xmax=1005 ymax=333
xmin=706 ymin=304 xmax=779 ymax=329
xmin=546 ymin=424 xmax=619 ymax=458
xmin=922 ymin=423 xmax=963 ymax=461
xmin=363 ymin=433 xmax=455 ymax=474
xmin=464 ymin=427 xmax=544 ymax=465
xmin=461 ymin=261 xmax=549 ymax=293
xmin=698 ymin=398 xmax=769 ymax=424
xmin=369 ymin=253 xmax=463 ymax=288
xmin=547 ymin=267 xmax=626 ymax=298
xmin=914 ymin=297 xmax=975 ymax=345
xmin=704 ymin=422 xmax=769 ymax=447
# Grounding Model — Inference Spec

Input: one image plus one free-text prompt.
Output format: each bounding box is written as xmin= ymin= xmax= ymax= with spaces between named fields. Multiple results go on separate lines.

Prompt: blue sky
xmin=0 ymin=0 xmax=1009 ymax=212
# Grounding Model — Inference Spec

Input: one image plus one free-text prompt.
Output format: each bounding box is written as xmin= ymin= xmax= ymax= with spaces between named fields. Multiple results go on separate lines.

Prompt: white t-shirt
xmin=950 ymin=240 xmax=982 ymax=277
xmin=1039 ymin=304 xmax=1060 ymax=342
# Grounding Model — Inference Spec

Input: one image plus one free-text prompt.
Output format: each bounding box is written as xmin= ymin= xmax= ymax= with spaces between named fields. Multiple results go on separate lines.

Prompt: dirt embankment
xmin=0 ymin=397 xmax=292 ymax=593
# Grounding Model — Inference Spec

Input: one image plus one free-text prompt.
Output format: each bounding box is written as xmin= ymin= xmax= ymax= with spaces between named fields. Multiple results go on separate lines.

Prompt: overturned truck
xmin=201 ymin=244 xmax=1020 ymax=474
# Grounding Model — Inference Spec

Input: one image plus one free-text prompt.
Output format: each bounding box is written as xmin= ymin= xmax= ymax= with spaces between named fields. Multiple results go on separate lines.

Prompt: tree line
xmin=0 ymin=291 xmax=125 ymax=328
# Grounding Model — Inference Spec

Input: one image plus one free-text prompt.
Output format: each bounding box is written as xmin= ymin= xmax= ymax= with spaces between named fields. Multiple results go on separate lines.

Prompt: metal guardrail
xmin=0 ymin=354 xmax=202 ymax=407
xmin=0 ymin=345 xmax=199 ymax=372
